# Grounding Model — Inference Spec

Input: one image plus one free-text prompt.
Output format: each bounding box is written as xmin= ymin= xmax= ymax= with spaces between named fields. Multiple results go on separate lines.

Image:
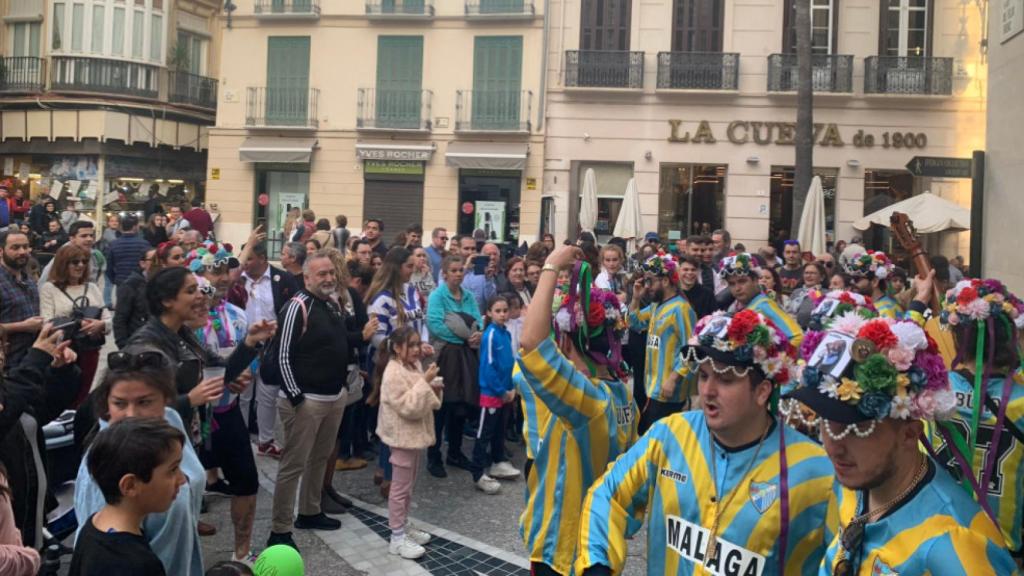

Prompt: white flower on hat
xmin=821 ymin=378 xmax=839 ymax=399
xmin=890 ymin=394 xmax=913 ymax=419
xmin=831 ymin=311 xmax=867 ymax=337
xmin=890 ymin=322 xmax=927 ymax=351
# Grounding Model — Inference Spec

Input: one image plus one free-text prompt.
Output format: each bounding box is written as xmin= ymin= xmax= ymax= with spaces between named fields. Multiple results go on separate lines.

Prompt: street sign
xmin=905 ymin=156 xmax=973 ymax=178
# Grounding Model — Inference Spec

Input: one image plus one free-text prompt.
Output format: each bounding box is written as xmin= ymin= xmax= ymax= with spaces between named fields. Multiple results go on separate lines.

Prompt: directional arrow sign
xmin=905 ymin=156 xmax=973 ymax=178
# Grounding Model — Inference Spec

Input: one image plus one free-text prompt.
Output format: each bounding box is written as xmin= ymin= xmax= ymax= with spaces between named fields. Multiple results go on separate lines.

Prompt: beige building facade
xmin=207 ymin=0 xmax=545 ymax=254
xmin=0 ymin=0 xmax=221 ymax=221
xmin=542 ymin=0 xmax=986 ymax=257
xmin=983 ymin=0 xmax=1024 ymax=292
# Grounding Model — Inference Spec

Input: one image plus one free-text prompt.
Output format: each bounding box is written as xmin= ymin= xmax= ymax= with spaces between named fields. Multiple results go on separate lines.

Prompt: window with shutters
xmin=783 ymin=0 xmax=837 ymax=54
xmin=579 ymin=0 xmax=631 ymax=50
xmin=671 ymin=0 xmax=723 ymax=52
xmin=472 ymin=36 xmax=522 ymax=131
xmin=375 ymin=36 xmax=424 ymax=129
xmin=266 ymin=37 xmax=311 ymax=126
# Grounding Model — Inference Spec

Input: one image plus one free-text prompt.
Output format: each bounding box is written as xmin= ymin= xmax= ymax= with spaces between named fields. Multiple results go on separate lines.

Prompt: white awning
xmin=239 ymin=137 xmax=317 ymax=163
xmin=445 ymin=141 xmax=528 ymax=171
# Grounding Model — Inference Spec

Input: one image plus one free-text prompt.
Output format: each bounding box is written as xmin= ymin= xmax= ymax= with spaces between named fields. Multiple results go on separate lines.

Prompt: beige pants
xmin=271 ymin=393 xmax=346 ymax=533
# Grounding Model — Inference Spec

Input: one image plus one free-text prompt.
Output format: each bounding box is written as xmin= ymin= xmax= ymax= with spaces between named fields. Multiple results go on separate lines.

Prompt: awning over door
xmin=239 ymin=137 xmax=317 ymax=163
xmin=445 ymin=142 xmax=528 ymax=171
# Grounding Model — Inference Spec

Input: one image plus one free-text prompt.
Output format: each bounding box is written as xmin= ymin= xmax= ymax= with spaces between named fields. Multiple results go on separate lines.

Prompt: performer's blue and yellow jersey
xmin=629 ymin=294 xmax=697 ymax=403
xmin=821 ymin=459 xmax=1019 ymax=575
xmin=873 ymin=294 xmax=903 ymax=319
xmin=929 ymin=370 xmax=1024 ymax=551
xmin=513 ymin=361 xmax=550 ymax=461
xmin=576 ymin=411 xmax=833 ymax=575
xmin=517 ymin=338 xmax=639 ymax=575
xmin=742 ymin=293 xmax=803 ymax=349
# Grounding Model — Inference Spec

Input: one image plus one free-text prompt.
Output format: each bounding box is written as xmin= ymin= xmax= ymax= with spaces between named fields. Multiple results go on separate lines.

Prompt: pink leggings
xmin=388 ymin=447 xmax=422 ymax=532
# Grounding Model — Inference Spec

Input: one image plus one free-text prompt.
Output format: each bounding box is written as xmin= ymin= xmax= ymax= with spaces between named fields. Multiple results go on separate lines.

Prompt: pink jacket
xmin=376 ymin=361 xmax=441 ymax=450
xmin=0 ymin=479 xmax=40 ymax=576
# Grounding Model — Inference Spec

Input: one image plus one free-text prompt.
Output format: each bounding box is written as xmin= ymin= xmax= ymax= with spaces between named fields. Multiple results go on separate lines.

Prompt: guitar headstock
xmin=889 ymin=211 xmax=921 ymax=253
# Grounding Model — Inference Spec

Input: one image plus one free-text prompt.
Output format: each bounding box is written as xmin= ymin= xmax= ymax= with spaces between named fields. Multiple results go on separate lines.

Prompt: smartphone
xmin=53 ymin=319 xmax=81 ymax=342
xmin=473 ymin=255 xmax=489 ymax=275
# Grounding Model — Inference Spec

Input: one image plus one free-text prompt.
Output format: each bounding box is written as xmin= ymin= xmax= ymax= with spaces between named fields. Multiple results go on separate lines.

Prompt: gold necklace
xmin=703 ymin=420 xmax=772 ymax=568
xmin=835 ymin=455 xmax=928 ymax=567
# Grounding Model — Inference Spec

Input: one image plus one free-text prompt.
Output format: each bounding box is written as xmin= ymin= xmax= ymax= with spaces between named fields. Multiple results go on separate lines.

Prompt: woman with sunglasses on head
xmin=74 ymin=349 xmax=207 ymax=576
xmin=40 ymin=244 xmax=111 ymax=407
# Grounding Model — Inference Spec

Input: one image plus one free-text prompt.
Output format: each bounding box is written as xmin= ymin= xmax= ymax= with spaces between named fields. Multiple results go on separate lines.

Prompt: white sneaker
xmin=406 ymin=526 xmax=432 ymax=546
xmin=488 ymin=461 xmax=521 ymax=480
xmin=475 ymin=474 xmax=501 ymax=495
xmin=389 ymin=535 xmax=426 ymax=560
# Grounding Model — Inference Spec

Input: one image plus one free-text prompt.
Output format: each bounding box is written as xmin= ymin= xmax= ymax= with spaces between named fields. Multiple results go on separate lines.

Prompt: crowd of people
xmin=0 ymin=196 xmax=1019 ymax=576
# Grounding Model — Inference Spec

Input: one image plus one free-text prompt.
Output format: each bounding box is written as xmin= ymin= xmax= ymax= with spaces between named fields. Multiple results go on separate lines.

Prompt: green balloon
xmin=253 ymin=544 xmax=304 ymax=576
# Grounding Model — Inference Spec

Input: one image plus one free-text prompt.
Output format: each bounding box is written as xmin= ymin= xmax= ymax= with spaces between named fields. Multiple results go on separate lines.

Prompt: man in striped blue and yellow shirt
xmin=629 ymin=254 xmax=697 ymax=433
xmin=577 ymin=310 xmax=833 ymax=575
xmin=721 ymin=253 xmax=803 ymax=348
xmin=518 ymin=246 xmax=639 ymax=576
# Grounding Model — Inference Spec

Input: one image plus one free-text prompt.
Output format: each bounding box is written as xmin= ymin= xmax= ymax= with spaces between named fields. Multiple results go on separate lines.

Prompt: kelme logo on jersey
xmin=748 ymin=481 xmax=778 ymax=514
xmin=665 ymin=515 xmax=765 ymax=576
xmin=871 ymin=557 xmax=899 ymax=575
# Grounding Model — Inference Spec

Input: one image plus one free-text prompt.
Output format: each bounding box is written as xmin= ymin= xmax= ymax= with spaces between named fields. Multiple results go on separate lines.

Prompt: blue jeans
xmin=103 ymin=279 xmax=114 ymax=307
xmin=378 ymin=443 xmax=393 ymax=481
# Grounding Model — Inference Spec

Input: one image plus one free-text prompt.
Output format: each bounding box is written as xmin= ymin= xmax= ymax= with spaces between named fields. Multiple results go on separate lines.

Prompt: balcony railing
xmin=0 ymin=56 xmax=46 ymax=93
xmin=465 ymin=0 xmax=534 ymax=17
xmin=656 ymin=52 xmax=739 ymax=90
xmin=455 ymin=90 xmax=531 ymax=132
xmin=51 ymin=56 xmax=159 ymax=99
xmin=357 ymin=88 xmax=432 ymax=131
xmin=246 ymin=86 xmax=319 ymax=129
xmin=254 ymin=0 xmax=321 ymax=17
xmin=366 ymin=0 xmax=434 ymax=17
xmin=168 ymin=70 xmax=217 ymax=110
xmin=564 ymin=50 xmax=644 ymax=89
xmin=767 ymin=54 xmax=854 ymax=93
xmin=864 ymin=56 xmax=953 ymax=96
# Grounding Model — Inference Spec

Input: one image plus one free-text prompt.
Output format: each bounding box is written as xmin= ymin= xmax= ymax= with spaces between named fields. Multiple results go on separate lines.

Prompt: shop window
xmin=255 ymin=168 xmax=309 ymax=259
xmin=657 ymin=163 xmax=726 ymax=240
xmin=576 ymin=162 xmax=632 ymax=241
xmin=862 ymin=169 xmax=923 ymax=251
xmin=769 ymin=166 xmax=838 ymax=248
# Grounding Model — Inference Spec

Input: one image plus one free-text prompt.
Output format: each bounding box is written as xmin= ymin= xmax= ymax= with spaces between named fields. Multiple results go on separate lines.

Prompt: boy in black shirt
xmin=70 ymin=418 xmax=186 ymax=576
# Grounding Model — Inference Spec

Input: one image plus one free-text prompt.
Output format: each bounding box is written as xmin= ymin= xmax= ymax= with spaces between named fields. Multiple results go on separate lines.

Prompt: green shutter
xmin=480 ymin=0 xmax=525 ymax=13
xmin=266 ymin=37 xmax=310 ymax=126
xmin=376 ymin=36 xmax=423 ymax=129
xmin=472 ymin=36 xmax=523 ymax=130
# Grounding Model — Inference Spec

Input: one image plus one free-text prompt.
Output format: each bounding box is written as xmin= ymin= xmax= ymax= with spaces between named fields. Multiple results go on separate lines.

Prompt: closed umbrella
xmin=613 ymin=177 xmax=642 ymax=253
xmin=797 ymin=175 xmax=828 ymax=256
xmin=579 ymin=168 xmax=598 ymax=235
xmin=852 ymin=192 xmax=970 ymax=233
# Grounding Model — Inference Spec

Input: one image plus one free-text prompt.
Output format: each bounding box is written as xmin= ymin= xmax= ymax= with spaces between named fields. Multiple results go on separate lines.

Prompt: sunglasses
xmin=70 ymin=259 xmax=87 ymax=266
xmin=108 ymin=350 xmax=168 ymax=371
xmin=833 ymin=520 xmax=865 ymax=576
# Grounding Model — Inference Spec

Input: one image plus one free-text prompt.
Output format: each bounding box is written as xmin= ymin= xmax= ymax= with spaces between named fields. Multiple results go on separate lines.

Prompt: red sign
xmin=258 ymin=193 xmax=269 ymax=207
xmin=462 ymin=202 xmax=474 ymax=215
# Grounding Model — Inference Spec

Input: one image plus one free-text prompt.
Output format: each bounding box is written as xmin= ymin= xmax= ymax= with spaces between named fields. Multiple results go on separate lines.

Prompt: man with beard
xmin=629 ymin=254 xmax=697 ymax=433
xmin=839 ymin=246 xmax=903 ymax=319
xmin=268 ymin=252 xmax=353 ymax=551
xmin=778 ymin=240 xmax=805 ymax=297
xmin=722 ymin=252 xmax=803 ymax=347
xmin=786 ymin=315 xmax=1017 ymax=575
xmin=577 ymin=310 xmax=833 ymax=576
xmin=0 ymin=230 xmax=43 ymax=367
xmin=188 ymin=244 xmax=263 ymax=563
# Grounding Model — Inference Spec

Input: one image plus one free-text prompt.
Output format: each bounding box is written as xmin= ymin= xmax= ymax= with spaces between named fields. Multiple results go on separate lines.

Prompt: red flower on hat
xmin=727 ymin=309 xmax=759 ymax=343
xmin=957 ymin=286 xmax=978 ymax=306
xmin=587 ymin=301 xmax=606 ymax=327
xmin=838 ymin=293 xmax=856 ymax=306
xmin=858 ymin=320 xmax=898 ymax=350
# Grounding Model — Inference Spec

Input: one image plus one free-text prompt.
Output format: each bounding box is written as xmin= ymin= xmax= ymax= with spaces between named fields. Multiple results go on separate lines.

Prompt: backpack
xmin=258 ymin=296 xmax=309 ymax=387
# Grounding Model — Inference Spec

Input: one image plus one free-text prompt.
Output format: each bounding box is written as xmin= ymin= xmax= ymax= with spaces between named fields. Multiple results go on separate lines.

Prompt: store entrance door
xmin=256 ymin=168 xmax=309 ymax=259
xmin=458 ymin=170 xmax=521 ymax=249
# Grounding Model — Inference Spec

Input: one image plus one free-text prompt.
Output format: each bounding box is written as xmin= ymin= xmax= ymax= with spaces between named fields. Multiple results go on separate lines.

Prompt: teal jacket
xmin=427 ymin=283 xmax=481 ymax=344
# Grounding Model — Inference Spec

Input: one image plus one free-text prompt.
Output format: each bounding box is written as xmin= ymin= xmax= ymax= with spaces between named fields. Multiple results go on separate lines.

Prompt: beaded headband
xmin=681 ymin=309 xmax=798 ymax=388
xmin=839 ymin=246 xmax=893 ymax=279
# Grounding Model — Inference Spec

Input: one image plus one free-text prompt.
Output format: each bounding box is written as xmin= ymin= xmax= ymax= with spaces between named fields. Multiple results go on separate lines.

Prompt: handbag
xmin=57 ymin=286 xmax=106 ymax=349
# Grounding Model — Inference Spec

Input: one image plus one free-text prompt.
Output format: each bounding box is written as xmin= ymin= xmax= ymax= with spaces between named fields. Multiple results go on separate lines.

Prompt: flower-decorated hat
xmin=804 ymin=290 xmax=879 ymax=335
xmin=940 ymin=278 xmax=1024 ymax=330
xmin=839 ymin=245 xmax=894 ymax=279
xmin=680 ymin=309 xmax=798 ymax=388
xmin=640 ymin=252 xmax=679 ymax=283
xmin=786 ymin=315 xmax=954 ymax=433
xmin=186 ymin=241 xmax=239 ymax=273
xmin=718 ymin=252 xmax=761 ymax=278
xmin=553 ymin=261 xmax=629 ymax=373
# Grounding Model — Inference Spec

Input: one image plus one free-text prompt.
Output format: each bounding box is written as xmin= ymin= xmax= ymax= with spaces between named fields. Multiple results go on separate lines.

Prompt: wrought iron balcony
xmin=0 ymin=57 xmax=46 ymax=93
xmin=246 ymin=86 xmax=319 ymax=129
xmin=767 ymin=54 xmax=854 ymax=93
xmin=254 ymin=0 xmax=321 ymax=17
xmin=357 ymin=88 xmax=432 ymax=131
xmin=366 ymin=0 xmax=434 ymax=18
xmin=564 ymin=50 xmax=644 ymax=89
xmin=51 ymin=56 xmax=159 ymax=99
xmin=465 ymin=0 xmax=535 ymax=17
xmin=455 ymin=90 xmax=531 ymax=133
xmin=864 ymin=56 xmax=953 ymax=96
xmin=656 ymin=52 xmax=738 ymax=90
xmin=168 ymin=70 xmax=217 ymax=110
